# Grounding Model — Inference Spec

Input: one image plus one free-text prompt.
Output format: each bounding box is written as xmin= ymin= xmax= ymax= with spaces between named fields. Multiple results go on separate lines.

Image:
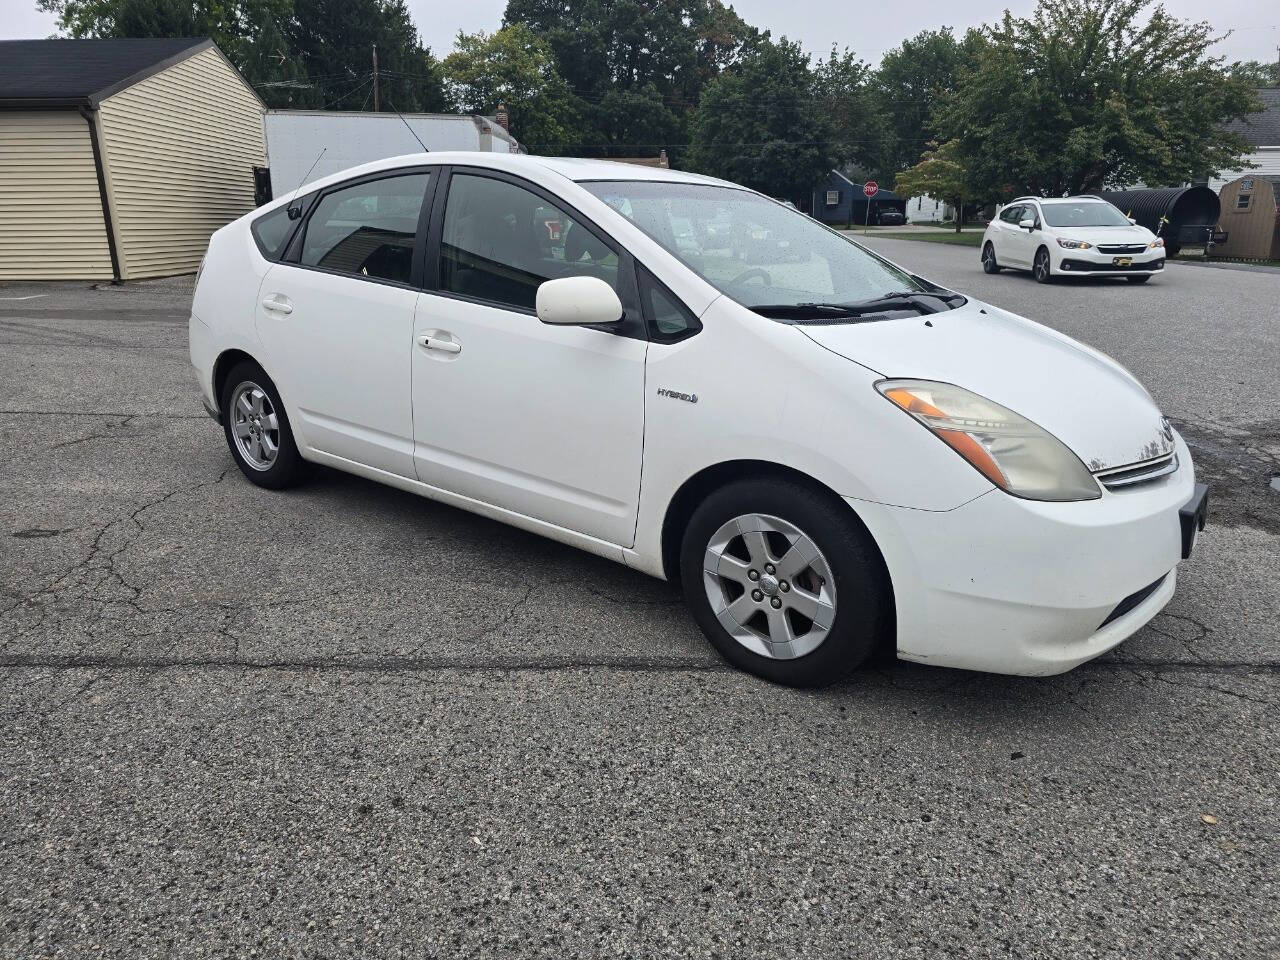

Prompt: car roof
xmin=274 ymin=151 xmax=741 ymax=202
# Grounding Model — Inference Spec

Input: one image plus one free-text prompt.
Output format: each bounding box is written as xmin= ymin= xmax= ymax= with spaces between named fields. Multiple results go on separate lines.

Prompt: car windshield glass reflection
xmin=580 ymin=181 xmax=926 ymax=312
xmin=1040 ymin=203 xmax=1132 ymax=228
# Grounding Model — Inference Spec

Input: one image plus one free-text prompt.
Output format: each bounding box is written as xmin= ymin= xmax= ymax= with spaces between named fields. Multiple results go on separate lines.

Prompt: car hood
xmin=1051 ymin=225 xmax=1155 ymax=243
xmin=799 ymin=301 xmax=1173 ymax=472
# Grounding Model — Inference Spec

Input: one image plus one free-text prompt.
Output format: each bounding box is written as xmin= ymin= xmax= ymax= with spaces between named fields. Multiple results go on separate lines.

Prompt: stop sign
xmin=863 ymin=180 xmax=879 ymax=198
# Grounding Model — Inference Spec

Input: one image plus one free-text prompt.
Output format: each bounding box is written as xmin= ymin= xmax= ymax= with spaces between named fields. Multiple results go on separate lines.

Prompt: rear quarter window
xmin=251 ymin=200 xmax=307 ymax=260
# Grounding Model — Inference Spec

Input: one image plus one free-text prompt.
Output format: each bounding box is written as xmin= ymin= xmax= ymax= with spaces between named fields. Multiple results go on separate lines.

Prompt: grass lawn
xmin=866 ymin=231 xmax=985 ymax=247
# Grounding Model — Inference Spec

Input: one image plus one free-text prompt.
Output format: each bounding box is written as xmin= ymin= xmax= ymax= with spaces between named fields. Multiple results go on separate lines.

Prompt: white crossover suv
xmin=981 ymin=196 xmax=1166 ymax=283
xmin=189 ymin=154 xmax=1207 ymax=686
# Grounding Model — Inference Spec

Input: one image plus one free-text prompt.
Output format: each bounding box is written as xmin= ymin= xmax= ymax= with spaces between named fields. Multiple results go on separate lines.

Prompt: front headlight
xmin=877 ymin=380 xmax=1101 ymax=501
xmin=1148 ymin=237 xmax=1164 ymax=248
xmin=1056 ymin=238 xmax=1092 ymax=249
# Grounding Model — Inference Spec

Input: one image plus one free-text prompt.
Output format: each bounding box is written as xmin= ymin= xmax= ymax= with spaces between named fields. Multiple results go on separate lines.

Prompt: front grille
xmin=1094 ymin=452 xmax=1178 ymax=490
xmin=1096 ymin=243 xmax=1148 ymax=254
xmin=1098 ymin=574 xmax=1168 ymax=629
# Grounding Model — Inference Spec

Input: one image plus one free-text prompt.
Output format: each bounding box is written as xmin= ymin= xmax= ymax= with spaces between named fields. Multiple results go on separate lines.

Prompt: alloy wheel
xmin=702 ymin=513 xmax=837 ymax=660
xmin=1034 ymin=249 xmax=1050 ymax=282
xmin=230 ymin=381 xmax=280 ymax=471
xmin=982 ymin=244 xmax=996 ymax=272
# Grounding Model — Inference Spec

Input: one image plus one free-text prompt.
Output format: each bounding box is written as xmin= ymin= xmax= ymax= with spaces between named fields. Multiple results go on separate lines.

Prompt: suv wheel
xmin=221 ymin=360 xmax=308 ymax=489
xmin=1033 ymin=247 xmax=1053 ymax=283
xmin=680 ymin=478 xmax=891 ymax=687
xmin=982 ymin=241 xmax=1001 ymax=274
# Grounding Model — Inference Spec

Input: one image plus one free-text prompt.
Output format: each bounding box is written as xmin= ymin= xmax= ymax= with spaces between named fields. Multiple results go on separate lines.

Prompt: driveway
xmin=1 ymin=253 xmax=1277 ymax=958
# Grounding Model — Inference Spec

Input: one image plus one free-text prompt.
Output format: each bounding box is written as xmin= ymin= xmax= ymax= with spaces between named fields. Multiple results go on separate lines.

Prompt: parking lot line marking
xmin=0 ymin=295 xmax=47 ymax=300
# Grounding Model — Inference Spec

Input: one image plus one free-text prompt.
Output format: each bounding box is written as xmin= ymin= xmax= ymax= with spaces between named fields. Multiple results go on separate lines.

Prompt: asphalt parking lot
xmin=2 ymin=245 xmax=1277 ymax=958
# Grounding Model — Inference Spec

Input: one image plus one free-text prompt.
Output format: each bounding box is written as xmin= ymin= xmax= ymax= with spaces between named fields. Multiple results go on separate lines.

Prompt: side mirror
xmin=1127 ymin=217 xmax=1137 ymax=225
xmin=536 ymin=275 xmax=623 ymax=326
xmin=1018 ymin=218 xmax=1036 ymax=230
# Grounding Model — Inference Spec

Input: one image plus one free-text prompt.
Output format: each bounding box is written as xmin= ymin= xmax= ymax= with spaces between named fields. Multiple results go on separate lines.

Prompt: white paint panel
xmin=0 ymin=111 xmax=114 ymax=280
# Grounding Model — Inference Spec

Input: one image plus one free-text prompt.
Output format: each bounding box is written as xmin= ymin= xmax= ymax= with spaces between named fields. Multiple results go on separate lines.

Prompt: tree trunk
xmin=954 ymin=200 xmax=963 ymax=233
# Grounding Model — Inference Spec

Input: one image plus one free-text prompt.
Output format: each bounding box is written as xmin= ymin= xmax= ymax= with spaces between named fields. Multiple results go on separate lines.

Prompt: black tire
xmin=679 ymin=477 xmax=892 ymax=687
xmin=1127 ymin=274 xmax=1152 ymax=284
xmin=1033 ymin=247 xmax=1054 ymax=283
xmin=981 ymin=241 xmax=1001 ymax=273
xmin=220 ymin=360 xmax=309 ymax=489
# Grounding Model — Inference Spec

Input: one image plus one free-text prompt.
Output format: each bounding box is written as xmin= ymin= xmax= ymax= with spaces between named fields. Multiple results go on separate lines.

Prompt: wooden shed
xmin=1214 ymin=175 xmax=1280 ymax=261
xmin=0 ymin=38 xmax=265 ymax=282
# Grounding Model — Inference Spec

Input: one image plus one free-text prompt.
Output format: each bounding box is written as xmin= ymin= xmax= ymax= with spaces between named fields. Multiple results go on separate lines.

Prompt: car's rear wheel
xmin=221 ymin=360 xmax=308 ymax=489
xmin=1033 ymin=247 xmax=1053 ymax=283
xmin=1127 ymin=274 xmax=1152 ymax=284
xmin=680 ymin=478 xmax=891 ymax=687
xmin=981 ymin=241 xmax=1001 ymax=274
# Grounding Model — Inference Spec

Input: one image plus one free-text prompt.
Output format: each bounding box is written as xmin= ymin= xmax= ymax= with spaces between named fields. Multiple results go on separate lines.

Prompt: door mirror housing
xmin=1127 ymin=217 xmax=1138 ymax=225
xmin=536 ymin=276 xmax=623 ymax=326
xmin=1018 ymin=218 xmax=1036 ymax=231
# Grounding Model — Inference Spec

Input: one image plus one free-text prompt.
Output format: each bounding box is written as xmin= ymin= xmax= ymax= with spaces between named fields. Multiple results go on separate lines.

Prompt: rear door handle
xmin=261 ymin=295 xmax=293 ymax=315
xmin=417 ymin=334 xmax=461 ymax=355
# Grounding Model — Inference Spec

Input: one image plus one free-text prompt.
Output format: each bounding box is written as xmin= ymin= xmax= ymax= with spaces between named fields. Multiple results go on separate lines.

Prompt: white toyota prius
xmin=189 ymin=153 xmax=1209 ymax=686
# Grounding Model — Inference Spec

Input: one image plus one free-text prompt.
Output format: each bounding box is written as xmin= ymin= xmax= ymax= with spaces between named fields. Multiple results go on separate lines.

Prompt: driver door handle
xmin=261 ymin=295 xmax=293 ymax=315
xmin=418 ymin=334 xmax=461 ymax=355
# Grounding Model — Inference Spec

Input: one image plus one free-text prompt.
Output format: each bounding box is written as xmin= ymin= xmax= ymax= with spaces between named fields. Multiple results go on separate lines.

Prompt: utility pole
xmin=372 ymin=44 xmax=380 ymax=112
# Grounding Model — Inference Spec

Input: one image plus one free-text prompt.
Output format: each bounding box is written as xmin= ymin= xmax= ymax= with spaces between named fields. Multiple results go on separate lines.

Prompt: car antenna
xmin=386 ymin=98 xmax=428 ymax=153
xmin=286 ymin=147 xmax=327 ymax=220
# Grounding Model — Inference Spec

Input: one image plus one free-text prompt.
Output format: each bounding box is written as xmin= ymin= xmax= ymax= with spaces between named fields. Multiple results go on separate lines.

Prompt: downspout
xmin=78 ymin=104 xmax=122 ymax=283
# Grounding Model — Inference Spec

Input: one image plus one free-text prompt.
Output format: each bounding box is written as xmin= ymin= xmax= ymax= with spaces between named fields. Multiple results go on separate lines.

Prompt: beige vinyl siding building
xmin=0 ymin=38 xmax=264 ymax=282
xmin=0 ymin=111 xmax=114 ymax=280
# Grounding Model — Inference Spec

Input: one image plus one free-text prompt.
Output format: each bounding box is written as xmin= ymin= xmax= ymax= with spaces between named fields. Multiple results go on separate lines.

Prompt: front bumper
xmin=1054 ymin=248 xmax=1165 ymax=275
xmin=850 ymin=434 xmax=1200 ymax=676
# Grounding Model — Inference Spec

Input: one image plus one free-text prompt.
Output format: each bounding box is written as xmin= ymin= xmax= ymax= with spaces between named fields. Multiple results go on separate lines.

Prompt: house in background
xmin=0 ymin=38 xmax=265 ymax=282
xmin=905 ymin=194 xmax=954 ymax=223
xmin=1209 ymin=87 xmax=1280 ymax=190
xmin=810 ymin=170 xmax=907 ymax=226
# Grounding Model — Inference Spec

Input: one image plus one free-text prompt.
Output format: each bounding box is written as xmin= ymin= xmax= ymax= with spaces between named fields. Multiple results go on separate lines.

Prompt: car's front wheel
xmin=981 ymin=241 xmax=1001 ymax=274
xmin=1033 ymin=247 xmax=1054 ymax=283
xmin=680 ymin=478 xmax=891 ymax=687
xmin=221 ymin=360 xmax=308 ymax=489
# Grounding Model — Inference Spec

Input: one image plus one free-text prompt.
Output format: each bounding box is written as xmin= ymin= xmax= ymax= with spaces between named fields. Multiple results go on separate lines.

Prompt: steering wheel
xmin=728 ymin=267 xmax=772 ymax=288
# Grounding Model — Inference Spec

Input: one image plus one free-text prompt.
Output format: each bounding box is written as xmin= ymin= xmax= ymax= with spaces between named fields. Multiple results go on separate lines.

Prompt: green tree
xmin=286 ymin=0 xmax=446 ymax=112
xmin=687 ymin=37 xmax=838 ymax=203
xmin=442 ymin=25 xmax=581 ymax=152
xmin=812 ymin=47 xmax=893 ymax=180
xmin=1227 ymin=60 xmax=1280 ymax=87
xmin=502 ymin=0 xmax=756 ymax=157
xmin=893 ymin=140 xmax=976 ymax=232
xmin=935 ymin=0 xmax=1262 ymax=197
xmin=874 ymin=28 xmax=981 ymax=175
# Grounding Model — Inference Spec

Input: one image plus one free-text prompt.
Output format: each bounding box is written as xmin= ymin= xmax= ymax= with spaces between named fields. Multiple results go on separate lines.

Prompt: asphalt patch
xmin=1173 ymin=417 xmax=1280 ymax=536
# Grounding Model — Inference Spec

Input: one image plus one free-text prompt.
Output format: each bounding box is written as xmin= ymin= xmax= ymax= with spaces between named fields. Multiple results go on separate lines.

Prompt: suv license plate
xmin=1113 ymin=256 xmax=1133 ymax=266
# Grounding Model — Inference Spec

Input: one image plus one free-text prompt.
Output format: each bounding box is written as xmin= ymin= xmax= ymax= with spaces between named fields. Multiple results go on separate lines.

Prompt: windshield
xmin=1040 ymin=202 xmax=1132 ymax=228
xmin=580 ymin=181 xmax=928 ymax=311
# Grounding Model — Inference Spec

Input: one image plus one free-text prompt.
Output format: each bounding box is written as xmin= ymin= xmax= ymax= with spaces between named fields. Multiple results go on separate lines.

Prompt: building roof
xmin=0 ymin=37 xmax=213 ymax=108
xmin=1224 ymin=88 xmax=1280 ymax=148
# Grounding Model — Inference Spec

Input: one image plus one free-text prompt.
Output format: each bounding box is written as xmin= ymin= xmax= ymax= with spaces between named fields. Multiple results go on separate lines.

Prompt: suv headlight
xmin=1148 ymin=237 xmax=1164 ymax=248
xmin=1056 ymin=238 xmax=1092 ymax=249
xmin=878 ymin=380 xmax=1101 ymax=501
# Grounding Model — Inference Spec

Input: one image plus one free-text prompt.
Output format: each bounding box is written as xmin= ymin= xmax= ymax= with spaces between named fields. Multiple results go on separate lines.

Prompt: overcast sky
xmin=6 ymin=0 xmax=1278 ymax=67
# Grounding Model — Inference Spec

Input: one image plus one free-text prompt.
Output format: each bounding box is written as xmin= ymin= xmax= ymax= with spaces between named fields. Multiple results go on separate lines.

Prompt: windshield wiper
xmin=749 ymin=289 xmax=966 ymax=322
xmin=749 ymin=302 xmax=871 ymax=320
